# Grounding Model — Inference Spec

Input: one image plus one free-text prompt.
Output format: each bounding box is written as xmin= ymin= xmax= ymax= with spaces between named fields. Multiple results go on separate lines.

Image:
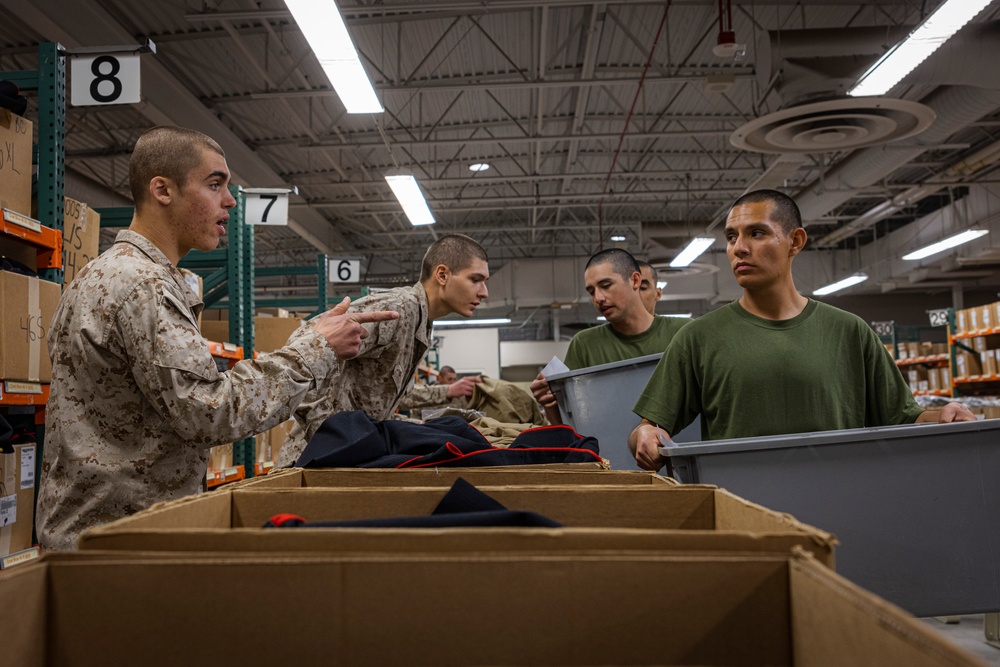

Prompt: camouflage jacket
xmin=276 ymin=283 xmax=432 ymax=467
xmin=36 ymin=231 xmax=338 ymax=550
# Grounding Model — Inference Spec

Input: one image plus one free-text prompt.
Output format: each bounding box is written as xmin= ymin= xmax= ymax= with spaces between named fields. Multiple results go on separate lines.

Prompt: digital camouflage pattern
xmin=37 ymin=231 xmax=338 ymax=550
xmin=276 ymin=283 xmax=433 ymax=467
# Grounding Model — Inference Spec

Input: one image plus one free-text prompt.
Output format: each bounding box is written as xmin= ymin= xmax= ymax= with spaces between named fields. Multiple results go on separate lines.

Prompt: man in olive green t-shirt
xmin=531 ymin=248 xmax=686 ymax=425
xmin=629 ymin=189 xmax=976 ymax=471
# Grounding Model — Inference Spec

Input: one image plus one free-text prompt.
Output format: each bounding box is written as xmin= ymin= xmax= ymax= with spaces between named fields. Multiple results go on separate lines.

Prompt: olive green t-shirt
xmin=564 ymin=316 xmax=689 ymax=370
xmin=632 ymin=299 xmax=923 ymax=440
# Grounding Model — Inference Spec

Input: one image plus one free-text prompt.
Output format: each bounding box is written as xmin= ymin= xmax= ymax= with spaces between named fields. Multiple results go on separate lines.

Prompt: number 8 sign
xmin=71 ymin=54 xmax=142 ymax=106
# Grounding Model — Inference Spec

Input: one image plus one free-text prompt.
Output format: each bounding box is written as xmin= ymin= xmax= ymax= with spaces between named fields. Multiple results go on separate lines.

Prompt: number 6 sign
xmin=328 ymin=259 xmax=361 ymax=283
xmin=70 ymin=54 xmax=141 ymax=106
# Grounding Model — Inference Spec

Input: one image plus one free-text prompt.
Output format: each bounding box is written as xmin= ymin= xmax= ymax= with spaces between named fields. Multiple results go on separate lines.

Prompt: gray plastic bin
xmin=661 ymin=419 xmax=1000 ymax=617
xmin=547 ymin=353 xmax=700 ymax=470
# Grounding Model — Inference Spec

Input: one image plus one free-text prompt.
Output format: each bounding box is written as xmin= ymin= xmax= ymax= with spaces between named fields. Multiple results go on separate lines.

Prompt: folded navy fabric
xmin=295 ymin=410 xmax=601 ymax=469
xmin=264 ymin=477 xmax=563 ymax=528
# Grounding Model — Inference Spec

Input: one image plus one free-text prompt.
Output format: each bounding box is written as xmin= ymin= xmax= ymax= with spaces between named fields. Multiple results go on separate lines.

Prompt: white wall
xmin=433 ymin=327 xmax=500 ymax=378
xmin=500 ymin=340 xmax=572 ymax=369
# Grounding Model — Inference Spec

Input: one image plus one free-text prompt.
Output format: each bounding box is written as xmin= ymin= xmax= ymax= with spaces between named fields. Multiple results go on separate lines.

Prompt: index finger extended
xmin=350 ymin=310 xmax=400 ymax=323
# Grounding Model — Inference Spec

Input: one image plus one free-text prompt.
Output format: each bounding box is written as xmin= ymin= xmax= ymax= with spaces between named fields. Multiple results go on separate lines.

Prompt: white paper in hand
xmin=540 ymin=356 xmax=570 ymax=377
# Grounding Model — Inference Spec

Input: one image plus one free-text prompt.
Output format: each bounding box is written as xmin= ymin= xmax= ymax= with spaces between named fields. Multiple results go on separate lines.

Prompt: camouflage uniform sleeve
xmin=118 ymin=279 xmax=338 ymax=447
xmin=396 ymin=383 xmax=450 ymax=409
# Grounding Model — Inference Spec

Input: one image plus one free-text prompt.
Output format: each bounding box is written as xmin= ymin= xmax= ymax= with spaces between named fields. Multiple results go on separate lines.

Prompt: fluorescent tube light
xmin=656 ymin=281 xmax=668 ymax=289
xmin=284 ymin=0 xmax=383 ymax=113
xmin=902 ymin=229 xmax=989 ymax=261
xmin=433 ymin=318 xmax=511 ymax=327
xmin=384 ymin=172 xmax=435 ymax=226
xmin=670 ymin=237 xmax=715 ymax=268
xmin=661 ymin=313 xmax=692 ymax=318
xmin=610 ymin=235 xmax=626 ymax=242
xmin=813 ymin=273 xmax=869 ymax=296
xmin=849 ymin=0 xmax=993 ymax=97
xmin=469 ymin=163 xmax=490 ymax=172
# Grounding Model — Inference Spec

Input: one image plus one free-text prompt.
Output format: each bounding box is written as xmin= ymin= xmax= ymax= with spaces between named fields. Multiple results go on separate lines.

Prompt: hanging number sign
xmin=328 ymin=259 xmax=361 ymax=283
xmin=243 ymin=188 xmax=294 ymax=226
xmin=70 ymin=53 xmax=141 ymax=106
xmin=927 ymin=309 xmax=950 ymax=327
xmin=871 ymin=321 xmax=895 ymax=337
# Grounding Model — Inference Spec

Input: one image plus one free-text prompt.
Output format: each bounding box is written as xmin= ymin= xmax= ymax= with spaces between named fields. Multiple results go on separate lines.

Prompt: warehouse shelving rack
xmin=0 ymin=43 xmax=66 ymax=538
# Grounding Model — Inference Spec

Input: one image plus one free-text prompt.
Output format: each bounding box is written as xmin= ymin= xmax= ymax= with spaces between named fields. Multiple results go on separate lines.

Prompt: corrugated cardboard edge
xmin=27 ymin=278 xmax=39 ymax=380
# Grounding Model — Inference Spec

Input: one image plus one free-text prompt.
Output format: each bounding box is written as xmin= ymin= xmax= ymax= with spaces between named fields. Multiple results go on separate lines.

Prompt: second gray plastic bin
xmin=547 ymin=353 xmax=700 ymax=470
xmin=661 ymin=419 xmax=1000 ymax=617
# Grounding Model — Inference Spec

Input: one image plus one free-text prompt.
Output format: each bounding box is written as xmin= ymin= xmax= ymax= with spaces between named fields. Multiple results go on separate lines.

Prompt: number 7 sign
xmin=243 ymin=187 xmax=294 ymax=226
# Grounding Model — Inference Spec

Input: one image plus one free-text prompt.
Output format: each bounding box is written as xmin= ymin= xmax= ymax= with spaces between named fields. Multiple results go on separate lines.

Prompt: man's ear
xmin=149 ymin=177 xmax=173 ymax=206
xmin=789 ymin=227 xmax=808 ymax=256
xmin=629 ymin=271 xmax=642 ymax=290
xmin=433 ymin=264 xmax=451 ymax=286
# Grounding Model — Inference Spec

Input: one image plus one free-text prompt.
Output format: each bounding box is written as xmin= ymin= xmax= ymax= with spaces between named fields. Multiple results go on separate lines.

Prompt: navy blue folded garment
xmin=263 ymin=477 xmax=563 ymax=528
xmin=295 ymin=410 xmax=601 ymax=469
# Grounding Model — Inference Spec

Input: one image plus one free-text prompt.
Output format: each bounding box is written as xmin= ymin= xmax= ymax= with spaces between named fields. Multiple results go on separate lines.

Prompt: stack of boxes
xmin=953 ymin=302 xmax=1000 ymax=381
xmin=896 ymin=341 xmax=951 ymax=393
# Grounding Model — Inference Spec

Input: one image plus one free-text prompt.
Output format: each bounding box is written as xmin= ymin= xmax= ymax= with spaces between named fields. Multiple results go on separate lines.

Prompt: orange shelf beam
xmin=0 ymin=381 xmax=49 ymax=406
xmin=1 ymin=209 xmax=63 ymax=270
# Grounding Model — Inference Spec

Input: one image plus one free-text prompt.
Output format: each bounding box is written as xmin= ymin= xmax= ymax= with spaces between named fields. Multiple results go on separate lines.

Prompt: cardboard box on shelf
xmin=0 ymin=272 xmax=61 ymax=382
xmin=932 ymin=342 xmax=948 ymax=355
xmin=972 ymin=336 xmax=988 ymax=353
xmin=0 ymin=110 xmax=32 ymax=217
xmin=955 ymin=351 xmax=982 ymax=379
xmin=906 ymin=367 xmax=928 ymax=383
xmin=256 ymin=308 xmax=290 ymax=318
xmin=981 ymin=406 xmax=1000 ymax=419
xmin=207 ymin=443 xmax=232 ymax=473
xmin=61 ymin=197 xmax=100 ymax=285
xmin=928 ymin=368 xmax=941 ymax=392
xmin=905 ymin=341 xmax=920 ymax=358
xmin=254 ymin=316 xmax=302 ymax=353
xmin=980 ymin=305 xmax=994 ymax=331
xmin=941 ymin=366 xmax=951 ymax=386
xmin=981 ymin=350 xmax=997 ymax=378
xmin=200 ymin=320 xmax=228 ymax=345
xmin=78 ymin=484 xmax=837 ymax=567
xmin=0 ymin=549 xmax=984 ymax=666
xmin=0 ymin=442 xmax=36 ymax=556
xmin=895 ymin=342 xmax=908 ymax=359
xmin=918 ymin=341 xmax=934 ymax=356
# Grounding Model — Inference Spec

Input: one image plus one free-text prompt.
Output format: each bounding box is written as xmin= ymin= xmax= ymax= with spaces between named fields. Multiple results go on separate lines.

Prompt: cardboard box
xmin=256 ymin=307 xmax=290 ymax=318
xmin=896 ymin=342 xmax=908 ymax=359
xmin=0 ymin=272 xmax=61 ymax=382
xmin=0 ymin=110 xmax=32 ymax=217
xmin=0 ymin=549 xmax=984 ymax=667
xmin=200 ymin=316 xmax=303 ymax=352
xmin=941 ymin=366 xmax=951 ymax=386
xmin=229 ymin=467 xmax=677 ymax=490
xmin=928 ymin=368 xmax=941 ymax=392
xmin=981 ymin=350 xmax=998 ymax=378
xmin=918 ymin=341 xmax=934 ymax=357
xmin=933 ymin=342 xmax=949 ymax=355
xmin=972 ymin=336 xmax=988 ymax=353
xmin=980 ymin=305 xmax=993 ymax=331
xmin=955 ymin=308 xmax=968 ymax=334
xmin=61 ymin=197 xmax=100 ymax=286
xmin=0 ymin=443 xmax=36 ymax=556
xmin=955 ymin=351 xmax=982 ymax=379
xmin=905 ymin=341 xmax=920 ymax=358
xmin=79 ymin=484 xmax=838 ymax=566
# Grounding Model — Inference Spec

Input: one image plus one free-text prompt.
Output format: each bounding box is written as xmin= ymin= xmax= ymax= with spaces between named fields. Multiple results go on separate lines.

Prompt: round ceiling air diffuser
xmin=730 ymin=98 xmax=936 ymax=154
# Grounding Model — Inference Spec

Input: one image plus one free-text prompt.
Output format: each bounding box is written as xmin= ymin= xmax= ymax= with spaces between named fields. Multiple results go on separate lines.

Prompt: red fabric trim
xmin=269 ymin=513 xmax=305 ymax=527
xmin=400 ymin=446 xmax=602 ymax=469
xmin=465 ymin=422 xmax=491 ymax=445
xmin=518 ymin=423 xmax=589 ymax=440
xmin=394 ymin=455 xmax=424 ymax=469
xmin=445 ymin=441 xmax=464 ymax=456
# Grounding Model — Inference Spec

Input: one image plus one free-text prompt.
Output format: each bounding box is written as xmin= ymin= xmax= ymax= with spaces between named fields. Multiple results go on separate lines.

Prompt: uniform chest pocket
xmin=153 ymin=291 xmax=219 ymax=381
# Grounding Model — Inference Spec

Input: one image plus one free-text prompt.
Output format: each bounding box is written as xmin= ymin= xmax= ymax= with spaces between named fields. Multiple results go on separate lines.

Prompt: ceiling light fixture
xmin=661 ymin=313 xmax=692 ymax=318
xmin=848 ymin=0 xmax=993 ymax=97
xmin=283 ymin=0 xmax=383 ymax=113
xmin=384 ymin=171 xmax=435 ymax=226
xmin=656 ymin=281 xmax=668 ymax=289
xmin=610 ymin=234 xmax=626 ymax=242
xmin=670 ymin=237 xmax=715 ymax=268
xmin=433 ymin=318 xmax=511 ymax=327
xmin=902 ymin=229 xmax=989 ymax=261
xmin=813 ymin=273 xmax=869 ymax=296
xmin=469 ymin=163 xmax=490 ymax=172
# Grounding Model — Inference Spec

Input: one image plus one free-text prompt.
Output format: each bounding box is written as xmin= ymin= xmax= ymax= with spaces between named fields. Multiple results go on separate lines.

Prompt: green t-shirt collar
xmin=729 ymin=298 xmax=818 ymax=330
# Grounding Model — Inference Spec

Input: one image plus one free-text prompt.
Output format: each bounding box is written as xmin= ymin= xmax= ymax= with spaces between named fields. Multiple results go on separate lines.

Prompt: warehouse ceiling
xmin=2 ymin=0 xmax=1000 ymax=321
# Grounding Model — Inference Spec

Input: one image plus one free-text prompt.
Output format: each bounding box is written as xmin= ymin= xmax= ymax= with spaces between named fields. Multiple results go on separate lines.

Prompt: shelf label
xmin=0 ymin=546 xmax=41 ymax=570
xmin=222 ymin=343 xmax=239 ymax=353
xmin=928 ymin=309 xmax=950 ymax=327
xmin=871 ymin=321 xmax=895 ymax=337
xmin=243 ymin=189 xmax=292 ymax=226
xmin=3 ymin=209 xmax=41 ymax=233
xmin=329 ymin=258 xmax=361 ymax=283
xmin=20 ymin=446 xmax=34 ymax=490
xmin=3 ymin=382 xmax=41 ymax=395
xmin=0 ymin=495 xmax=15 ymax=527
xmin=70 ymin=53 xmax=141 ymax=106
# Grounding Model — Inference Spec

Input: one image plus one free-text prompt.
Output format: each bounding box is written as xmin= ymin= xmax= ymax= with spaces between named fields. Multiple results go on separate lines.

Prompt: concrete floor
xmin=923 ymin=615 xmax=1000 ymax=665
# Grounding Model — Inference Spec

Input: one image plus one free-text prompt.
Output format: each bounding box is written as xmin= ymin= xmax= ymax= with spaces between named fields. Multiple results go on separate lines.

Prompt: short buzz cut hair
xmin=586 ymin=248 xmax=641 ymax=281
xmin=730 ymin=189 xmax=803 ymax=234
xmin=439 ymin=365 xmax=456 ymax=375
xmin=637 ymin=260 xmax=658 ymax=282
xmin=419 ymin=234 xmax=489 ymax=282
xmin=129 ymin=126 xmax=226 ymax=208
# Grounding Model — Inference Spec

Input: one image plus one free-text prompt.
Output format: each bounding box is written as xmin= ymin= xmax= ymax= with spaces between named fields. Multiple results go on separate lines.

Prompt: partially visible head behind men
xmin=438 ymin=366 xmax=457 ymax=384
xmin=729 ymin=189 xmax=802 ymax=234
xmin=419 ymin=234 xmax=489 ymax=282
xmin=129 ymin=126 xmax=226 ymax=209
xmin=585 ymin=248 xmax=641 ymax=281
